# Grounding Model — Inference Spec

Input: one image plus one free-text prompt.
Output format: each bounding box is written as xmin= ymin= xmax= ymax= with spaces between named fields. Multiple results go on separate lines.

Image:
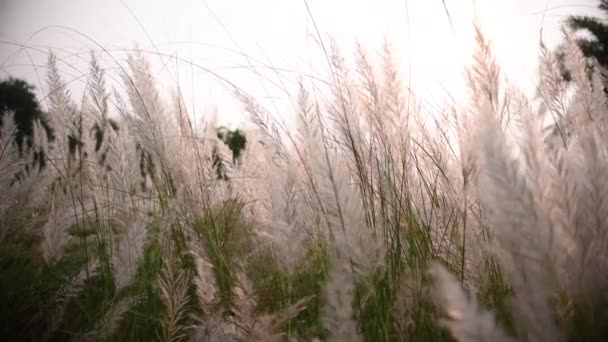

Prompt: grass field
xmin=1 ymin=22 xmax=608 ymax=341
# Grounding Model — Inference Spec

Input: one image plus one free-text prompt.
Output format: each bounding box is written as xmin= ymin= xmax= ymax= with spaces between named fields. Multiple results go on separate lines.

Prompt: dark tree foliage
xmin=213 ymin=127 xmax=247 ymax=181
xmin=556 ymin=0 xmax=608 ymax=82
xmin=0 ymin=78 xmax=54 ymax=179
xmin=217 ymin=127 xmax=247 ymax=164
xmin=0 ymin=77 xmax=54 ymax=154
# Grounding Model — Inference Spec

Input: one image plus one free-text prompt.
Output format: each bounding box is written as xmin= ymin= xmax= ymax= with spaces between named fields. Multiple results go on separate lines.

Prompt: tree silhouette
xmin=0 ymin=77 xmax=53 ymax=155
xmin=216 ymin=126 xmax=247 ymax=165
xmin=212 ymin=127 xmax=247 ymax=181
xmin=556 ymin=0 xmax=608 ymax=82
xmin=0 ymin=77 xmax=54 ymax=179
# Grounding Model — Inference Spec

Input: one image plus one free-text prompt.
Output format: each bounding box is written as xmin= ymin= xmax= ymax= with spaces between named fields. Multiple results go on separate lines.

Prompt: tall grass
xmin=2 ymin=23 xmax=608 ymax=341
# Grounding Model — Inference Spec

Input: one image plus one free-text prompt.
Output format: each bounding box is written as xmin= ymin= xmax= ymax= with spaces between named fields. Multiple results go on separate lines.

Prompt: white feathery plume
xmin=475 ymin=112 xmax=564 ymax=342
xmin=430 ymin=262 xmax=515 ymax=342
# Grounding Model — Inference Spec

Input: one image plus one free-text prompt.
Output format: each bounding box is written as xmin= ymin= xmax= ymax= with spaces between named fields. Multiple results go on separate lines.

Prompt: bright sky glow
xmin=0 ymin=0 xmax=600 ymax=127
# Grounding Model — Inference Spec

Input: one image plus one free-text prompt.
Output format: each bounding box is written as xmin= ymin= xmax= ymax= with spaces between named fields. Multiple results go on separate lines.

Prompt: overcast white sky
xmin=0 ymin=0 xmax=600 ymax=127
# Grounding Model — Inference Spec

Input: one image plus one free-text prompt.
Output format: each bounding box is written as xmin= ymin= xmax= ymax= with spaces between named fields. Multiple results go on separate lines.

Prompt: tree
xmin=216 ymin=127 xmax=247 ymax=165
xmin=0 ymin=77 xmax=53 ymax=154
xmin=212 ymin=127 xmax=247 ymax=181
xmin=556 ymin=0 xmax=608 ymax=81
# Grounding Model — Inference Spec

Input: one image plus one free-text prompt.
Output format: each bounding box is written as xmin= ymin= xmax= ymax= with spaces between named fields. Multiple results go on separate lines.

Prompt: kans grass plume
xmin=2 ymin=21 xmax=608 ymax=342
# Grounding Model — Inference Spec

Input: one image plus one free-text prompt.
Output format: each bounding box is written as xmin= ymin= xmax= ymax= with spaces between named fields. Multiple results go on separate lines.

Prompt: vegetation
xmin=0 ymin=78 xmax=53 ymax=150
xmin=555 ymin=0 xmax=608 ymax=83
xmin=2 ymin=15 xmax=608 ymax=342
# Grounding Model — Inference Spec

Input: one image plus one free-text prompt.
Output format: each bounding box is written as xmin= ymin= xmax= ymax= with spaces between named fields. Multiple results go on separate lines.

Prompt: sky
xmin=0 ymin=0 xmax=600 ymax=128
